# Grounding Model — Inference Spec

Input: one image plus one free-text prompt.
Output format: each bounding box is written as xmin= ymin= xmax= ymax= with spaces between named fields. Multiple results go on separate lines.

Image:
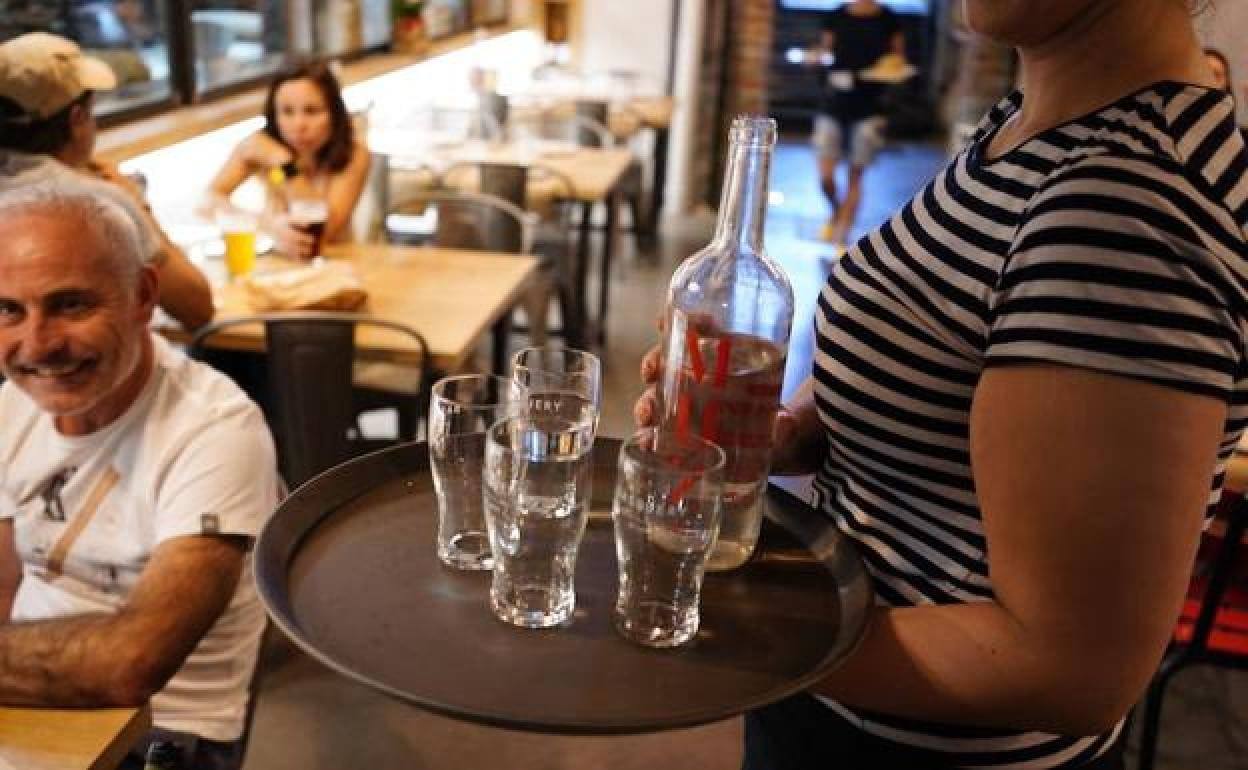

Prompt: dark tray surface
xmin=255 ymin=439 xmax=870 ymax=734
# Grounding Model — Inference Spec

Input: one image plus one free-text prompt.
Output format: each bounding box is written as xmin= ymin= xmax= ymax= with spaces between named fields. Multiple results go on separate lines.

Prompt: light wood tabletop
xmin=374 ymin=138 xmax=635 ymax=204
xmin=0 ymin=704 xmax=149 ymax=770
xmin=164 ymin=243 xmax=538 ymax=373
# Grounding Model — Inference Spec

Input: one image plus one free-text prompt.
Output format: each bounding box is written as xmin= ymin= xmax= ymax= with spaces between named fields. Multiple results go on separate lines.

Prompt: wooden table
xmin=371 ymin=139 xmax=635 ymax=349
xmin=167 ymin=243 xmax=538 ymax=375
xmin=507 ymin=91 xmax=674 ymax=241
xmin=0 ymin=705 xmax=149 ymax=770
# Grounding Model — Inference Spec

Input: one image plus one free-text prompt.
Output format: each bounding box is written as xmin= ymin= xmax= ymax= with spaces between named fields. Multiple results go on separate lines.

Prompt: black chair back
xmin=190 ymin=313 xmax=431 ymax=489
xmin=386 ymin=190 xmax=530 ymax=255
xmin=574 ymin=100 xmax=610 ymax=147
xmin=264 ymin=318 xmax=357 ymax=488
xmin=480 ymin=91 xmax=510 ymax=138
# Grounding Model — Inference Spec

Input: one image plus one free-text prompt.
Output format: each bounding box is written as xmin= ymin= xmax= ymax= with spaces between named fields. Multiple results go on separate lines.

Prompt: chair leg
xmin=397 ymin=403 xmax=419 ymax=443
xmin=628 ymin=191 xmax=655 ymax=253
xmin=1136 ymin=655 xmax=1188 ymax=770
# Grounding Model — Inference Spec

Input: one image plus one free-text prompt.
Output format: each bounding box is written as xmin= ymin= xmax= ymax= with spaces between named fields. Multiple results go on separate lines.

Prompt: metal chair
xmin=509 ymin=108 xmax=614 ymax=149
xmin=382 ymin=189 xmax=544 ymax=376
xmin=439 ymin=162 xmax=577 ymax=346
xmin=1135 ymin=491 xmax=1248 ymax=769
xmin=384 ymin=188 xmax=534 ymax=254
xmin=188 ymin=312 xmax=432 ymax=489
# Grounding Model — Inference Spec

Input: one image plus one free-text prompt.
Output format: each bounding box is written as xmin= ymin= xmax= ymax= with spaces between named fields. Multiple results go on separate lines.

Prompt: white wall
xmin=1196 ymin=3 xmax=1248 ymax=125
xmin=577 ymin=0 xmax=674 ymax=90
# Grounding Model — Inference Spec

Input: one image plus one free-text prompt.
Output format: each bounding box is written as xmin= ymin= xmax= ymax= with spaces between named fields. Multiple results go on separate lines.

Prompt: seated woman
xmin=208 ymin=61 xmax=370 ymax=260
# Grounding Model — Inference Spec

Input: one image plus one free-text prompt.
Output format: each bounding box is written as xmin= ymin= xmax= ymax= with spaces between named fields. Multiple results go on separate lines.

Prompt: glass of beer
xmin=288 ymin=196 xmax=329 ymax=260
xmin=218 ymin=210 xmax=257 ymax=280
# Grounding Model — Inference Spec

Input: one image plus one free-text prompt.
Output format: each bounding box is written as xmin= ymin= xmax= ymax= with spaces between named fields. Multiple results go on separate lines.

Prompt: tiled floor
xmin=241 ymin=137 xmax=1247 ymax=769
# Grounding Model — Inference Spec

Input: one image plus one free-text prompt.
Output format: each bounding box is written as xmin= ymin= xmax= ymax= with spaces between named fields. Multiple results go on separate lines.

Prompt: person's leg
xmin=811 ymin=114 xmax=843 ymax=242
xmin=831 ymin=116 xmax=886 ymax=248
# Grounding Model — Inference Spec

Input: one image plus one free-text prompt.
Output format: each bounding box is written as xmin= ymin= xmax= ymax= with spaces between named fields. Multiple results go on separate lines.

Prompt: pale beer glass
xmin=612 ymin=429 xmax=725 ymax=648
xmin=429 ymin=375 xmax=522 ymax=570
xmin=483 ymin=414 xmax=592 ymax=628
xmin=510 ymin=346 xmax=602 ymax=438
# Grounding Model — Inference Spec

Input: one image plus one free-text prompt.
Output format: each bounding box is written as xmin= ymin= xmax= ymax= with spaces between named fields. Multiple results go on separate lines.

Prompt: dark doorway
xmin=768 ymin=0 xmax=938 ymax=135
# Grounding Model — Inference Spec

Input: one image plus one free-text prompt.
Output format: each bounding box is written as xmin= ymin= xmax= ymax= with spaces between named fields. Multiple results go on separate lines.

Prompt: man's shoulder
xmin=0 ymin=151 xmax=73 ymax=188
xmin=149 ymin=335 xmax=267 ymax=434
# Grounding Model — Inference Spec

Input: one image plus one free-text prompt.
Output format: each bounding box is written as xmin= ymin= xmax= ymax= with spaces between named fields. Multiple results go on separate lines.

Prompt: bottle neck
xmin=711 ymin=138 xmax=771 ymax=253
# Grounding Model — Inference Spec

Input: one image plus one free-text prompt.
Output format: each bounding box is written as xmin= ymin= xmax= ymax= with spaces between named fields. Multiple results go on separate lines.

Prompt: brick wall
xmin=690 ymin=0 xmax=775 ymax=208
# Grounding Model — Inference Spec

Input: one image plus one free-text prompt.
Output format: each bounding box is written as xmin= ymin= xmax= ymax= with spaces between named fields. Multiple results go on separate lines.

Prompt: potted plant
xmin=392 ymin=0 xmax=429 ymax=54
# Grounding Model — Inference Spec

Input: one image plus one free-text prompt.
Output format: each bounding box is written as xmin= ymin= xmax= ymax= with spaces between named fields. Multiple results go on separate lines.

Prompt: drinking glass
xmin=288 ymin=196 xmax=330 ymax=259
xmin=510 ymin=347 xmax=602 ymax=438
xmin=217 ymin=209 xmax=257 ymax=280
xmin=612 ymin=429 xmax=725 ymax=648
xmin=429 ymin=375 xmax=523 ymax=570
xmin=483 ymin=414 xmax=592 ymax=628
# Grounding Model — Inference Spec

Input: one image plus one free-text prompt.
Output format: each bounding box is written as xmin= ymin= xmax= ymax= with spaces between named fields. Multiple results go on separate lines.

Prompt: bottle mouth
xmin=729 ymin=115 xmax=777 ymax=148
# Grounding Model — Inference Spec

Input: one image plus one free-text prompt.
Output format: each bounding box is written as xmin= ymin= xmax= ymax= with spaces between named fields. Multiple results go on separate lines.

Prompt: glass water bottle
xmin=656 ymin=115 xmax=794 ymax=571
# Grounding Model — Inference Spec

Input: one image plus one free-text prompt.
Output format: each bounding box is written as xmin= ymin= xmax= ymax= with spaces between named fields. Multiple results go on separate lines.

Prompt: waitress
xmin=639 ymin=0 xmax=1246 ymax=766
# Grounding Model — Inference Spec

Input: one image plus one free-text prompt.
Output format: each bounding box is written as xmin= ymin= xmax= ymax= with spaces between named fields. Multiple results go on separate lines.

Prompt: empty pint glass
xmin=612 ymin=429 xmax=725 ymax=647
xmin=484 ymin=414 xmax=592 ymax=628
xmin=429 ymin=375 xmax=522 ymax=570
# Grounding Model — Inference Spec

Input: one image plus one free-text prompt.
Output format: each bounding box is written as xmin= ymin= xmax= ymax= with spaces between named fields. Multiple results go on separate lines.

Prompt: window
xmin=1 ymin=0 xmax=513 ymax=121
xmin=424 ymin=0 xmax=469 ymax=40
xmin=0 ymin=0 xmax=175 ymax=116
xmin=311 ymin=0 xmax=391 ymax=57
xmin=778 ymin=0 xmax=929 ymax=11
xmin=470 ymin=0 xmax=507 ymax=25
xmin=191 ymin=0 xmax=290 ymax=92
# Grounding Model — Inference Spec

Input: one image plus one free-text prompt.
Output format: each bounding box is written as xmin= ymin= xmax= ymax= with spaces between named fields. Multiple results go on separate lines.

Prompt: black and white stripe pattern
xmin=811 ymin=83 xmax=1248 ymax=767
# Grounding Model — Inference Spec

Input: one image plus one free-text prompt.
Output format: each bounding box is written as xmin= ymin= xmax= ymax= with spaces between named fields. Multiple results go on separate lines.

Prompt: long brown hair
xmin=262 ymin=61 xmax=354 ymax=172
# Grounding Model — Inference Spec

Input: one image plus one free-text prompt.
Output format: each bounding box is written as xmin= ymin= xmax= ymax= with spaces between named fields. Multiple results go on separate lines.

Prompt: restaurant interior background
xmin=1 ymin=1 xmax=1247 ymax=768
xmin=1 ymin=0 xmax=1243 ymax=232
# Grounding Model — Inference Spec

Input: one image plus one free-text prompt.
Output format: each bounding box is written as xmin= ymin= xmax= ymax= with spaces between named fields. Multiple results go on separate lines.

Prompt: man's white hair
xmin=0 ymin=175 xmax=147 ymax=285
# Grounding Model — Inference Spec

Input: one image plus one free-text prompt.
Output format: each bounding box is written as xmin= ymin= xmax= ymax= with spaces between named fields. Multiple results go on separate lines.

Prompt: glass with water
xmin=484 ymin=414 xmax=593 ymax=628
xmin=612 ymin=429 xmax=725 ymax=648
xmin=429 ymin=374 xmax=522 ymax=570
xmin=510 ymin=346 xmax=602 ymax=438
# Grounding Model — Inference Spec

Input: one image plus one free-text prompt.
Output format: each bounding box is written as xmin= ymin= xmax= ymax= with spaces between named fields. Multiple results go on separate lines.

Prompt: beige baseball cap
xmin=0 ymin=32 xmax=116 ymax=122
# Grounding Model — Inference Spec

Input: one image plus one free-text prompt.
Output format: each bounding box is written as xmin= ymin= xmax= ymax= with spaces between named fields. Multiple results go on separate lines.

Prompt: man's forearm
xmin=0 ymin=613 xmax=147 ymax=707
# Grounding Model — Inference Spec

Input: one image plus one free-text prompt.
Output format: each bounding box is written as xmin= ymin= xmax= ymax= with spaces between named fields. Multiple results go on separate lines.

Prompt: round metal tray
xmin=254 ymin=439 xmax=871 ymax=734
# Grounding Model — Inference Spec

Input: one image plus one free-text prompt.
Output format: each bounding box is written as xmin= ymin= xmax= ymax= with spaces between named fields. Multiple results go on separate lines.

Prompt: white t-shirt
xmin=0 ymin=334 xmax=279 ymax=742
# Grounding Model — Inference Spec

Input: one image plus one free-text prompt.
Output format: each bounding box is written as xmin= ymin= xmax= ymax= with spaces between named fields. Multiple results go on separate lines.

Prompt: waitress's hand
xmin=239 ymin=132 xmax=294 ymax=172
xmin=270 ymin=216 xmax=317 ymax=261
xmin=633 ymin=345 xmax=663 ymax=428
xmin=632 ymin=339 xmax=810 ymax=473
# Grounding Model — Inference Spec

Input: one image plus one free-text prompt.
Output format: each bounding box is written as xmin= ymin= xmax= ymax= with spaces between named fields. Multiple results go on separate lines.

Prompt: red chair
xmin=1135 ymin=490 xmax=1248 ymax=769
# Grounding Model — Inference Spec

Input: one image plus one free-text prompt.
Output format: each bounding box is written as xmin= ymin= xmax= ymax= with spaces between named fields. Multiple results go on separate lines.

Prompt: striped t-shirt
xmin=811 ymin=82 xmax=1248 ymax=767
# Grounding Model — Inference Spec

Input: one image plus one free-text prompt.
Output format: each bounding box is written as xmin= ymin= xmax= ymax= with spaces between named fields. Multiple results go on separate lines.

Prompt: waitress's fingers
xmin=640 ymin=346 xmax=662 ymax=385
xmin=633 ymin=386 xmax=659 ymax=428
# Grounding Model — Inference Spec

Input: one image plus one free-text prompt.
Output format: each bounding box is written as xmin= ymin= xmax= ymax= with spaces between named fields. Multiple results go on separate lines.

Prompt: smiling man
xmin=0 ymin=179 xmax=278 ymax=770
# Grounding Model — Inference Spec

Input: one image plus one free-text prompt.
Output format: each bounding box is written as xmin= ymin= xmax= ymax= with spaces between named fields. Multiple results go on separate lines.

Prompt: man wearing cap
xmin=0 ymin=178 xmax=278 ymax=768
xmin=0 ymin=32 xmax=213 ymax=331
